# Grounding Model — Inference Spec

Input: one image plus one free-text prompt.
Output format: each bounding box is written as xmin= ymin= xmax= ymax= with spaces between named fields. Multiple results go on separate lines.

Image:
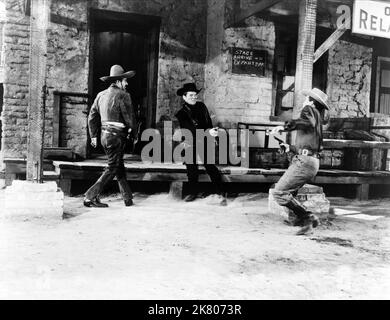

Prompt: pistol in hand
xmin=273 ymin=136 xmax=289 ymax=154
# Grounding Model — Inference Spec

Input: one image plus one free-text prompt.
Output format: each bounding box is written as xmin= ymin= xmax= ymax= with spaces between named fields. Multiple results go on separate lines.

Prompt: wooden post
xmin=26 ymin=0 xmax=50 ymax=182
xmin=293 ymin=0 xmax=318 ymax=118
xmin=356 ymin=184 xmax=369 ymax=201
xmin=169 ymin=181 xmax=183 ymax=200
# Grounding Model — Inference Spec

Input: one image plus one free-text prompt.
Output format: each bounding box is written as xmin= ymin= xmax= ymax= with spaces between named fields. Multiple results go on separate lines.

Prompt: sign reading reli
xmin=352 ymin=0 xmax=390 ymax=39
xmin=231 ymin=47 xmax=267 ymax=76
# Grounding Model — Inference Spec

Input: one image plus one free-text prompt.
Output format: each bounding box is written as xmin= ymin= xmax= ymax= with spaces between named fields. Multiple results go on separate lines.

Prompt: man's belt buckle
xmin=301 ymin=149 xmax=309 ymax=156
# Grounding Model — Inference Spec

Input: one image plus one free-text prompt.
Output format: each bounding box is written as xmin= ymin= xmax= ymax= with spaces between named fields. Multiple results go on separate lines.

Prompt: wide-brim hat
xmin=302 ymin=88 xmax=330 ymax=110
xmin=177 ymin=83 xmax=202 ymax=96
xmin=100 ymin=65 xmax=136 ymax=82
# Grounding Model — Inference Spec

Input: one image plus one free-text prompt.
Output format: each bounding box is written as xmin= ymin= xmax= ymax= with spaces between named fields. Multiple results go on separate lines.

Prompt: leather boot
xmin=296 ymin=214 xmax=319 ymax=235
xmin=285 ymin=198 xmax=309 ymax=224
xmin=219 ymin=193 xmax=228 ymax=206
xmin=124 ymin=199 xmax=134 ymax=207
xmin=184 ymin=194 xmax=197 ymax=202
xmin=83 ymin=198 xmax=109 ymax=208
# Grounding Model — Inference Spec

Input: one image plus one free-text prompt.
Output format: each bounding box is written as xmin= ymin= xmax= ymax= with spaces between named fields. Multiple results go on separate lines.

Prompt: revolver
xmin=273 ymin=136 xmax=287 ymax=154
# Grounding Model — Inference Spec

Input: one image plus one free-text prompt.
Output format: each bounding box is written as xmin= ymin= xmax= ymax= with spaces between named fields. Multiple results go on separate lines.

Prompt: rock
xmin=269 ymin=184 xmax=330 ymax=219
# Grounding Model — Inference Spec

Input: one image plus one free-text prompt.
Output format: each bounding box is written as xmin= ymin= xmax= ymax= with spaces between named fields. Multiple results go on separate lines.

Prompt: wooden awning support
xmin=27 ymin=0 xmax=50 ymax=182
xmin=314 ymin=17 xmax=351 ymax=63
xmin=228 ymin=0 xmax=282 ymax=27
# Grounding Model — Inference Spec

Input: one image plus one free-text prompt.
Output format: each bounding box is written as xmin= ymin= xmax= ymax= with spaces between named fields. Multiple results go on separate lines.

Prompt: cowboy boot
xmin=184 ymin=194 xmax=197 ymax=202
xmin=219 ymin=192 xmax=228 ymax=206
xmin=285 ymin=198 xmax=309 ymax=226
xmin=83 ymin=197 xmax=109 ymax=208
xmin=296 ymin=214 xmax=319 ymax=236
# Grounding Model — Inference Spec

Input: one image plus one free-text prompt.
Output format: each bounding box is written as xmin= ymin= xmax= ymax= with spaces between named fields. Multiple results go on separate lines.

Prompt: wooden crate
xmin=249 ymin=148 xmax=289 ymax=169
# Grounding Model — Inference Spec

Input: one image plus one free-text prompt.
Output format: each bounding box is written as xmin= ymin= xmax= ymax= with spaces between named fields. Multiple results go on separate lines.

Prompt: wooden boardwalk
xmin=51 ymin=158 xmax=390 ymax=200
xmin=2 ymin=156 xmax=390 ymax=200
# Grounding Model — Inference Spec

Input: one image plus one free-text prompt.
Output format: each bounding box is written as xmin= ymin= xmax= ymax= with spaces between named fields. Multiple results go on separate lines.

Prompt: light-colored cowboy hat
xmin=100 ymin=65 xmax=136 ymax=82
xmin=302 ymin=87 xmax=330 ymax=110
xmin=176 ymin=83 xmax=202 ymax=96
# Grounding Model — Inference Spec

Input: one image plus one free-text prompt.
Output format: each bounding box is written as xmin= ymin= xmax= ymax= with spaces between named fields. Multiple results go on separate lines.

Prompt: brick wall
xmin=1 ymin=0 xmax=30 ymax=158
xmin=327 ymin=40 xmax=372 ymax=118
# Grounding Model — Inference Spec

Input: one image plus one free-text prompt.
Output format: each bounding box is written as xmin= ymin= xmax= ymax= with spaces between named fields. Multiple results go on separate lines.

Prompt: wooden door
xmin=376 ymin=57 xmax=390 ymax=115
xmin=89 ymin=10 xmax=160 ymax=155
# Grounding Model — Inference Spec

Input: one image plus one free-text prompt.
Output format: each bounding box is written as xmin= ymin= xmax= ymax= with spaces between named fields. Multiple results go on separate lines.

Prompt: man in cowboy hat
xmin=83 ymin=65 xmax=137 ymax=208
xmin=175 ymin=82 xmax=227 ymax=205
xmin=270 ymin=87 xmax=330 ymax=235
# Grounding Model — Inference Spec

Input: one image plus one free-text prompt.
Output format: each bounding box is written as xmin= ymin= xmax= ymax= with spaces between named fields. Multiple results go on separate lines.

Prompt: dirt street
xmin=0 ymin=191 xmax=389 ymax=299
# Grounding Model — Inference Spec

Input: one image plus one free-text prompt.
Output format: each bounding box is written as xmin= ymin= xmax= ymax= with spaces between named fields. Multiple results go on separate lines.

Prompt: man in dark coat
xmin=175 ymin=83 xmax=227 ymax=205
xmin=84 ymin=65 xmax=136 ymax=208
xmin=270 ymin=88 xmax=330 ymax=235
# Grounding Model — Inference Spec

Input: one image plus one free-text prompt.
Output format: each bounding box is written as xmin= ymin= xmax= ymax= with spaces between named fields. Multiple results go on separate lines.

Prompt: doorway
xmin=89 ymin=9 xmax=160 ymax=155
xmin=273 ymin=24 xmax=328 ymax=120
xmin=375 ymin=57 xmax=390 ymax=115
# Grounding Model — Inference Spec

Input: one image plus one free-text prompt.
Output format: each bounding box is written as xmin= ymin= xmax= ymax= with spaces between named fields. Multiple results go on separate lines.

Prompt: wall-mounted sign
xmin=352 ymin=0 xmax=390 ymax=39
xmin=231 ymin=47 xmax=267 ymax=76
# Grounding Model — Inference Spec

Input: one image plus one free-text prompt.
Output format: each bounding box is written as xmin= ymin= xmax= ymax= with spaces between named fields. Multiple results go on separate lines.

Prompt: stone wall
xmin=205 ymin=0 xmax=275 ymax=129
xmin=1 ymin=0 xmax=30 ymax=158
xmin=1 ymin=0 xmax=207 ymax=159
xmin=327 ymin=40 xmax=372 ymax=118
xmin=92 ymin=0 xmax=207 ymax=123
xmin=46 ymin=0 xmax=90 ymax=148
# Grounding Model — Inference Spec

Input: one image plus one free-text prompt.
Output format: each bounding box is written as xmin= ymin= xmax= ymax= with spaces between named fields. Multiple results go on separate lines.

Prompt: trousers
xmin=85 ymin=131 xmax=133 ymax=201
xmin=271 ymin=154 xmax=319 ymax=211
xmin=185 ymin=163 xmax=225 ymax=195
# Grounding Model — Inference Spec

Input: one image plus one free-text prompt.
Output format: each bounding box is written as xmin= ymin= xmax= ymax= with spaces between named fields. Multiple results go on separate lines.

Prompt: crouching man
xmin=270 ymin=88 xmax=330 ymax=235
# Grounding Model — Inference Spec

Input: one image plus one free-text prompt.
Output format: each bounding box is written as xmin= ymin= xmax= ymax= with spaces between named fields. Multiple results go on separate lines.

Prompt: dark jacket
xmin=284 ymin=104 xmax=324 ymax=153
xmin=175 ymin=101 xmax=213 ymax=136
xmin=88 ymin=84 xmax=136 ymax=138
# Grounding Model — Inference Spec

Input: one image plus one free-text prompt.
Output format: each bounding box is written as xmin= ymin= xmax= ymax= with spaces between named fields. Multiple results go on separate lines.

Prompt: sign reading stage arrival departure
xmin=232 ymin=47 xmax=267 ymax=76
xmin=352 ymin=0 xmax=390 ymax=39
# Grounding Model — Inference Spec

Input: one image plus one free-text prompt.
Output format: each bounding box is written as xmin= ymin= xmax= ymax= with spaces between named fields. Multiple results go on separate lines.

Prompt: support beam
xmin=314 ymin=17 xmax=350 ymax=63
xmin=169 ymin=181 xmax=184 ymax=200
xmin=26 ymin=0 xmax=50 ymax=182
xmin=356 ymin=184 xmax=369 ymax=201
xmin=323 ymin=139 xmax=390 ymax=150
xmin=230 ymin=0 xmax=282 ymax=27
xmin=293 ymin=0 xmax=317 ymax=118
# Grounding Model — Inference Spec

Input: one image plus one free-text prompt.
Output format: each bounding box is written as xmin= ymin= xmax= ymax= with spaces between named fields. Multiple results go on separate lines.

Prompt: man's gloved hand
xmin=270 ymin=125 xmax=284 ymax=135
xmin=91 ymin=137 xmax=97 ymax=148
xmin=209 ymin=127 xmax=219 ymax=137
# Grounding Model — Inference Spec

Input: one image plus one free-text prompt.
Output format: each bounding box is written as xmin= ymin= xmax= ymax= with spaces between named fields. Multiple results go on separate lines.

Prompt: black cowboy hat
xmin=100 ymin=65 xmax=136 ymax=82
xmin=176 ymin=83 xmax=202 ymax=96
xmin=302 ymin=88 xmax=330 ymax=110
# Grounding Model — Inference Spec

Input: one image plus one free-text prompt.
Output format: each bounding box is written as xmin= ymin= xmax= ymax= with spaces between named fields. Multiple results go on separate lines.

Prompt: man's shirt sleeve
xmin=88 ymin=94 xmax=101 ymax=139
xmin=120 ymin=92 xmax=136 ymax=131
xmin=284 ymin=105 xmax=316 ymax=131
